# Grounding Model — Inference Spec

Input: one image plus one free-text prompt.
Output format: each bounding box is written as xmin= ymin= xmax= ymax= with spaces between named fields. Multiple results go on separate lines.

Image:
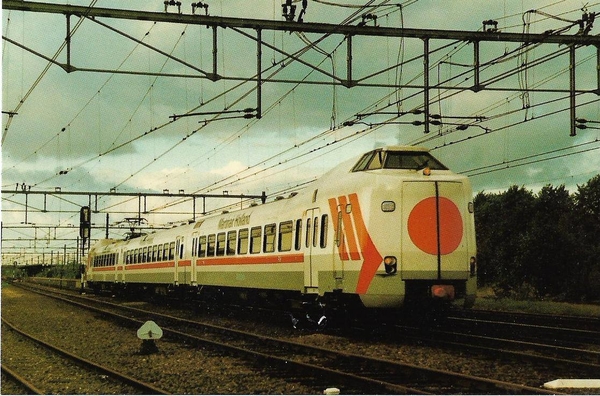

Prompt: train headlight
xmin=381 ymin=201 xmax=396 ymax=212
xmin=384 ymin=256 xmax=397 ymax=274
xmin=469 ymin=256 xmax=477 ymax=277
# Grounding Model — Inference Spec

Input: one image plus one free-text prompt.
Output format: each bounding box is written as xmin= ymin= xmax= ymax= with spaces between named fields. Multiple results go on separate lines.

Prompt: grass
xmin=473 ymin=288 xmax=600 ymax=317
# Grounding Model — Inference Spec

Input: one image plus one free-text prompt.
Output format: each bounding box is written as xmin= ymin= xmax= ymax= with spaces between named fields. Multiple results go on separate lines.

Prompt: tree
xmin=520 ymin=185 xmax=577 ymax=298
xmin=573 ymin=175 xmax=600 ymax=301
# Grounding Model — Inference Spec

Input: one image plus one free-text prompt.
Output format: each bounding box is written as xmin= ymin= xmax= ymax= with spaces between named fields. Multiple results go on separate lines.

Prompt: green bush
xmin=474 ymin=175 xmax=600 ymax=303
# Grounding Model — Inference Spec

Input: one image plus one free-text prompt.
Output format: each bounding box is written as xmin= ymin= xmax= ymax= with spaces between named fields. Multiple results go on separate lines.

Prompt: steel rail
xmin=0 ymin=364 xmax=44 ymax=395
xmin=0 ymin=317 xmax=170 ymax=395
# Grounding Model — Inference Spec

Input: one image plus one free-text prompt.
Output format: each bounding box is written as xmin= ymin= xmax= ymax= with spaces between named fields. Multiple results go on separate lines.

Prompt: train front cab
xmin=399 ymin=178 xmax=477 ymax=309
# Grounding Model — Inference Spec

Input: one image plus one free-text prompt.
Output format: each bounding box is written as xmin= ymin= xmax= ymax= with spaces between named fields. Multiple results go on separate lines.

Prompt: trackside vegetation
xmin=473 ymin=174 xmax=600 ymax=303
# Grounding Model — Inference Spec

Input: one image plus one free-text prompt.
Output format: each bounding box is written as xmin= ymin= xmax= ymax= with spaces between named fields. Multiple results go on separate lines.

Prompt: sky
xmin=2 ymin=0 xmax=600 ymax=263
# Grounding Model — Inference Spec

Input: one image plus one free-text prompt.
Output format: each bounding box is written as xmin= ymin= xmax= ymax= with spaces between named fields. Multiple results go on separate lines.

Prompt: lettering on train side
xmin=218 ymin=213 xmax=252 ymax=229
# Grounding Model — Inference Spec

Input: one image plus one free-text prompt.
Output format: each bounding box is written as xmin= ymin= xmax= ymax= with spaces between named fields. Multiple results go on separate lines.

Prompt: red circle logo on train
xmin=407 ymin=197 xmax=463 ymax=255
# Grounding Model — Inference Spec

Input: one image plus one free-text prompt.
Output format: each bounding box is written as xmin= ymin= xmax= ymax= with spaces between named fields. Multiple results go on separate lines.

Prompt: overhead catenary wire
xmin=2 ymin=0 xmax=596 ymax=256
xmin=2 ymin=0 xmax=99 ymax=145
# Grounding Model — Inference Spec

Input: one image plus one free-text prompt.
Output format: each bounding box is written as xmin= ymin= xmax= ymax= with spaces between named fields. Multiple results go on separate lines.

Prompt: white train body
xmin=87 ymin=146 xmax=477 ymax=310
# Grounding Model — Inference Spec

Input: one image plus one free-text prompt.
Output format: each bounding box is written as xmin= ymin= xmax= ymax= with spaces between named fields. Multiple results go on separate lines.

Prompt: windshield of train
xmin=352 ymin=150 xmax=448 ymax=172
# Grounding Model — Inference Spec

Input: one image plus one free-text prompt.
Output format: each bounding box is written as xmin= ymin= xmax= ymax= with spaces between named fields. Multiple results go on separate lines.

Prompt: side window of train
xmin=238 ymin=229 xmax=249 ymax=254
xmin=216 ymin=233 xmax=226 ymax=256
xmin=320 ymin=214 xmax=328 ymax=248
xmin=305 ymin=218 xmax=312 ymax=248
xmin=207 ymin=234 xmax=216 ymax=256
xmin=158 ymin=245 xmax=163 ymax=261
xmin=153 ymin=245 xmax=158 ymax=262
xmin=294 ymin=219 xmax=302 ymax=251
xmin=169 ymin=242 xmax=176 ymax=260
xmin=179 ymin=242 xmax=184 ymax=260
xmin=250 ymin=226 xmax=262 ymax=254
xmin=198 ymin=236 xmax=207 ymax=257
xmin=143 ymin=247 xmax=148 ymax=263
xmin=227 ymin=231 xmax=237 ymax=255
xmin=163 ymin=243 xmax=169 ymax=261
xmin=313 ymin=217 xmax=319 ymax=247
xmin=264 ymin=224 xmax=276 ymax=253
xmin=278 ymin=221 xmax=293 ymax=252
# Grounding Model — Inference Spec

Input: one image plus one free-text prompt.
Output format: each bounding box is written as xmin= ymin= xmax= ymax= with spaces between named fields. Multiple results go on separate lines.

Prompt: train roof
xmin=373 ymin=145 xmax=430 ymax=152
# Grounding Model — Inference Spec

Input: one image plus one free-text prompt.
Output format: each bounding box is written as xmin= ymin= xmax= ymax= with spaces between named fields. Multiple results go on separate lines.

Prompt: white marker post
xmin=137 ymin=320 xmax=163 ymax=354
xmin=544 ymin=379 xmax=600 ymax=389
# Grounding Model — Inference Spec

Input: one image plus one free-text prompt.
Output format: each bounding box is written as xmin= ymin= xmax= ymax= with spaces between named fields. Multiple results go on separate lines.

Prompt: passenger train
xmin=87 ymin=146 xmax=477 ymax=320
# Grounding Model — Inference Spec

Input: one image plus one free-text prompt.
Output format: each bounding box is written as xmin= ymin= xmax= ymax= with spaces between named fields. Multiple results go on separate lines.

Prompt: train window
xmin=153 ymin=245 xmax=158 ymax=262
xmin=264 ymin=224 xmax=276 ymax=253
xmin=198 ymin=236 xmax=207 ymax=257
xmin=278 ymin=221 xmax=293 ymax=252
xmin=163 ymin=243 xmax=169 ymax=261
xmin=227 ymin=231 xmax=237 ymax=255
xmin=192 ymin=237 xmax=197 ymax=256
xmin=305 ymin=218 xmax=311 ymax=248
xmin=207 ymin=234 xmax=216 ymax=256
xmin=367 ymin=151 xmax=383 ymax=170
xmin=313 ymin=217 xmax=319 ymax=247
xmin=238 ymin=229 xmax=249 ymax=254
xmin=216 ymin=233 xmax=226 ymax=256
xmin=169 ymin=242 xmax=176 ymax=260
xmin=294 ymin=219 xmax=302 ymax=251
xmin=351 ymin=151 xmax=375 ymax=172
xmin=320 ymin=214 xmax=328 ymax=248
xmin=179 ymin=242 xmax=184 ymax=260
xmin=250 ymin=226 xmax=262 ymax=254
xmin=383 ymin=151 xmax=448 ymax=170
xmin=157 ymin=245 xmax=163 ymax=261
xmin=143 ymin=247 xmax=148 ymax=263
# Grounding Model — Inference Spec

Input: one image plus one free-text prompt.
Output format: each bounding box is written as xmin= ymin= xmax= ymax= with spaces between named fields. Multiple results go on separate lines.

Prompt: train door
xmin=190 ymin=232 xmax=198 ymax=286
xmin=303 ymin=208 xmax=320 ymax=292
xmin=174 ymin=236 xmax=184 ymax=285
xmin=117 ymin=248 xmax=125 ymax=283
xmin=332 ymin=204 xmax=345 ymax=289
xmin=402 ymin=181 xmax=469 ymax=279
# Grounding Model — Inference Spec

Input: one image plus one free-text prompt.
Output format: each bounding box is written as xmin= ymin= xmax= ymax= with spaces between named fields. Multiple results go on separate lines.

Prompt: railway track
xmin=1 ymin=364 xmax=44 ymax=395
xmin=1 ymin=318 xmax=169 ymax=395
xmin=12 ymin=283 xmax=560 ymax=394
xmin=447 ymin=309 xmax=600 ymax=346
